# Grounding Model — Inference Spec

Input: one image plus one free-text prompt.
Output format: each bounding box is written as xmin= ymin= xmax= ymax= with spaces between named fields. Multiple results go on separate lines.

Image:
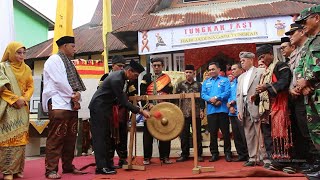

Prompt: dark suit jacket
xmin=89 ymin=70 xmax=140 ymax=114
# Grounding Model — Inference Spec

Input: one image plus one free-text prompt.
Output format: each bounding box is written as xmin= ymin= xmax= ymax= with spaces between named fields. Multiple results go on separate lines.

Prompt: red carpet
xmin=20 ymin=156 xmax=307 ymax=180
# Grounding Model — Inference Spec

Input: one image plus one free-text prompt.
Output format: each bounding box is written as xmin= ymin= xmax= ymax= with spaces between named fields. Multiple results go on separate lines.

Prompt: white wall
xmin=78 ymin=78 xmax=100 ymax=119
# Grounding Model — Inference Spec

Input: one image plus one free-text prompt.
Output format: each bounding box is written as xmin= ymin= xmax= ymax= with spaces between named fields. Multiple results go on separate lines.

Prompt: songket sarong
xmin=0 ymin=146 xmax=25 ymax=174
xmin=0 ymin=62 xmax=29 ymax=174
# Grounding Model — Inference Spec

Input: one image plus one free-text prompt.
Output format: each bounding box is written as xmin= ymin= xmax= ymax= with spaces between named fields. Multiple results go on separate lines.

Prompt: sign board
xmin=138 ymin=16 xmax=293 ymax=55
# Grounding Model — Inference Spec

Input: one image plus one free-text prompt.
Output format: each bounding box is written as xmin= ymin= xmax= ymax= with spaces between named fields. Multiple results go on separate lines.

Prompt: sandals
xmin=46 ymin=171 xmax=61 ymax=179
xmin=62 ymin=168 xmax=87 ymax=174
xmin=3 ymin=174 xmax=13 ymax=180
xmin=14 ymin=172 xmax=23 ymax=178
xmin=4 ymin=172 xmax=23 ymax=180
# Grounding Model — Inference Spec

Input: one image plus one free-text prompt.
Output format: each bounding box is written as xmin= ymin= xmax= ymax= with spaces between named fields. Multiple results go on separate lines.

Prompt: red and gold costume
xmin=140 ymin=73 xmax=173 ymax=161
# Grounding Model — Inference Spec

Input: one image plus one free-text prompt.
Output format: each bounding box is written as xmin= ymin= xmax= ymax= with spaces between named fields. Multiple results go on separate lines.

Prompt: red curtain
xmin=185 ymin=43 xmax=257 ymax=70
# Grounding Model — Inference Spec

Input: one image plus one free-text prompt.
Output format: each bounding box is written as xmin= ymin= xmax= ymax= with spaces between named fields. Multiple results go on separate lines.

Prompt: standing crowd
xmin=0 ymin=5 xmax=319 ymax=180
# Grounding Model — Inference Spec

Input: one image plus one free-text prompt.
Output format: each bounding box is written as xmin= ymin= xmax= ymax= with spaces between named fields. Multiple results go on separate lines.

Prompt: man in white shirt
xmin=236 ymin=51 xmax=267 ymax=167
xmin=42 ymin=36 xmax=87 ymax=179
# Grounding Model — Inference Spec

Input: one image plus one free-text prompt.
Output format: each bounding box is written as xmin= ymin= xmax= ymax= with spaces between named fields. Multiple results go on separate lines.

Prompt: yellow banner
xmin=52 ymin=0 xmax=74 ymax=54
xmin=102 ymin=0 xmax=112 ymax=73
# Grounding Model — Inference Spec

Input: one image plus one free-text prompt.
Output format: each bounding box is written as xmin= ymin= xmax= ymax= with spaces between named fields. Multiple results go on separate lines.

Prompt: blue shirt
xmin=201 ymin=76 xmax=230 ymax=115
xmin=228 ymin=78 xmax=238 ymax=116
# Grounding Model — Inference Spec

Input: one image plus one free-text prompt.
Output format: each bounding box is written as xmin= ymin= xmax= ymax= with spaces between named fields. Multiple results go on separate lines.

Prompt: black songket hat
xmin=129 ymin=60 xmax=145 ymax=74
xmin=257 ymin=44 xmax=273 ymax=58
xmin=56 ymin=36 xmax=75 ymax=46
xmin=280 ymin=37 xmax=290 ymax=43
xmin=185 ymin=64 xmax=195 ymax=71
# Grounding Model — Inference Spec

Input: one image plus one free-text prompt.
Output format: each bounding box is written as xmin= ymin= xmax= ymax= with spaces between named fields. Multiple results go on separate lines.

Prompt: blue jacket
xmin=201 ymin=76 xmax=230 ymax=115
xmin=228 ymin=78 xmax=238 ymax=116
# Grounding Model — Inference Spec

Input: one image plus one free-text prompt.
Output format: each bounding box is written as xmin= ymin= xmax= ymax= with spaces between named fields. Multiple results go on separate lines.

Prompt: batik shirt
xmin=176 ymin=80 xmax=205 ymax=118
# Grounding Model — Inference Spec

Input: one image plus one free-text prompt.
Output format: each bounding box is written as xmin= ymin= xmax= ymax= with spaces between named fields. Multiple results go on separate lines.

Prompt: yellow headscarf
xmin=1 ymin=42 xmax=28 ymax=80
xmin=202 ymin=70 xmax=209 ymax=82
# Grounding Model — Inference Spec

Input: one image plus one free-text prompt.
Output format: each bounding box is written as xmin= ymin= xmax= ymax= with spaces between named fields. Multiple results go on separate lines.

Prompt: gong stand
xmin=122 ymin=93 xmax=214 ymax=174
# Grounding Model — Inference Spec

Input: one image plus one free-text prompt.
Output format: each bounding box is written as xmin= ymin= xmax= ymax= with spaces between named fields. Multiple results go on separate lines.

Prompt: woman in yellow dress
xmin=0 ymin=42 xmax=34 ymax=180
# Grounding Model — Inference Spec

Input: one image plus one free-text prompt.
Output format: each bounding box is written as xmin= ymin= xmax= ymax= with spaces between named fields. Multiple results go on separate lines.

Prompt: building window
xmin=173 ymin=53 xmax=185 ymax=71
xmin=150 ymin=54 xmax=172 ymax=73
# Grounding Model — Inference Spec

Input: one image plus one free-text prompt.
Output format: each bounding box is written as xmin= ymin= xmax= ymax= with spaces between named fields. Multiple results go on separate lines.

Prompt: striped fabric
xmin=72 ymin=59 xmax=105 ymax=79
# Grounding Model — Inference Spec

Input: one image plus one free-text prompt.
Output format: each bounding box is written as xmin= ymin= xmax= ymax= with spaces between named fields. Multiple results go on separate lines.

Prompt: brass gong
xmin=147 ymin=102 xmax=184 ymax=141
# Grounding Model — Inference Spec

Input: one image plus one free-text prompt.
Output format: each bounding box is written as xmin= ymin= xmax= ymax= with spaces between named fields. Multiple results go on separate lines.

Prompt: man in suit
xmin=236 ymin=51 xmax=267 ymax=167
xmin=89 ymin=60 xmax=150 ymax=175
xmin=97 ymin=55 xmax=138 ymax=169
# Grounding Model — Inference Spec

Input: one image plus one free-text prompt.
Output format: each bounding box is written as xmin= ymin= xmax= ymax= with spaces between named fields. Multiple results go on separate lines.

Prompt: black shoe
xmin=111 ymin=165 xmax=120 ymax=169
xmin=306 ymin=170 xmax=320 ymax=180
xmin=143 ymin=158 xmax=150 ymax=165
xmin=198 ymin=156 xmax=204 ymax=162
xmin=302 ymin=165 xmax=320 ymax=174
xmin=176 ymin=156 xmax=189 ymax=162
xmin=300 ymin=163 xmax=312 ymax=171
xmin=162 ymin=158 xmax=173 ymax=164
xmin=225 ymin=154 xmax=232 ymax=162
xmin=118 ymin=159 xmax=128 ymax=168
xmin=243 ymin=161 xmax=256 ymax=167
xmin=110 ymin=161 xmax=120 ymax=169
xmin=95 ymin=168 xmax=117 ymax=175
xmin=209 ymin=155 xmax=219 ymax=162
xmin=263 ymin=163 xmax=271 ymax=169
xmin=233 ymin=156 xmax=248 ymax=162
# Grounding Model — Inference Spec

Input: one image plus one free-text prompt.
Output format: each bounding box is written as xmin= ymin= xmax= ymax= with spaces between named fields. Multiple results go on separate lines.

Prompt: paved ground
xmin=26 ymin=129 xmax=237 ymax=160
xmin=130 ymin=130 xmax=235 ymax=158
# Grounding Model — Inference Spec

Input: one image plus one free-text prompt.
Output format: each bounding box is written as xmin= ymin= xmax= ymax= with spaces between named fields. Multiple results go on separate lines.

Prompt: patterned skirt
xmin=0 ymin=146 xmax=25 ymax=175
